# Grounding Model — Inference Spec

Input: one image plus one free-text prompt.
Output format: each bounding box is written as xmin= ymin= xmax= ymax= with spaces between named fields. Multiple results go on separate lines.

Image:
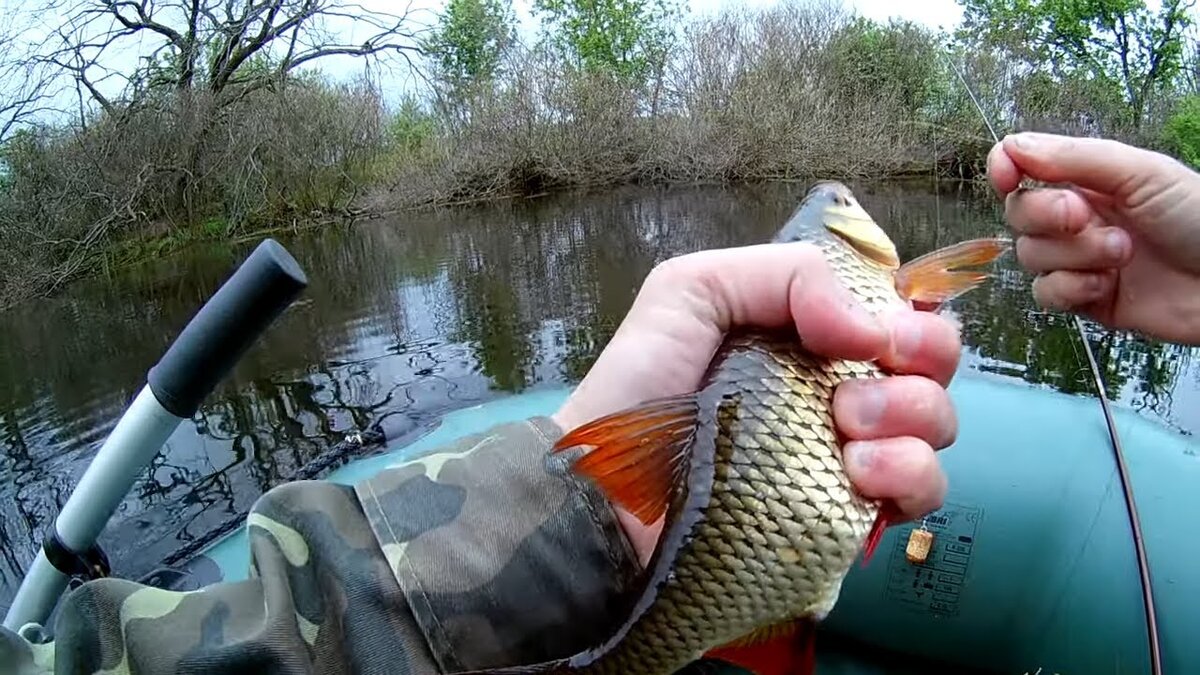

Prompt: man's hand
xmin=551 ymin=242 xmax=961 ymax=564
xmin=988 ymin=132 xmax=1200 ymax=345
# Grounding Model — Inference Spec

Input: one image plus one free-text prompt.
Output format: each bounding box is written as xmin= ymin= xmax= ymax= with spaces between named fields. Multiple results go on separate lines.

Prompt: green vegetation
xmin=1 ymin=0 xmax=1199 ymax=308
xmin=1164 ymin=95 xmax=1200 ymax=167
xmin=958 ymin=0 xmax=1192 ymax=131
xmin=531 ymin=0 xmax=679 ymax=80
xmin=424 ymin=0 xmax=517 ymax=108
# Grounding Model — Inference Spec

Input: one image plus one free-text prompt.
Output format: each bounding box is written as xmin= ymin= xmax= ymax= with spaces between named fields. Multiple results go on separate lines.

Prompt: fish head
xmin=772 ymin=181 xmax=901 ymax=270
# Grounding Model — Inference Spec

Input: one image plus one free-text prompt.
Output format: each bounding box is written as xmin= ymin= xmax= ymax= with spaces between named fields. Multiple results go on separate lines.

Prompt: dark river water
xmin=0 ymin=180 xmax=1196 ymax=611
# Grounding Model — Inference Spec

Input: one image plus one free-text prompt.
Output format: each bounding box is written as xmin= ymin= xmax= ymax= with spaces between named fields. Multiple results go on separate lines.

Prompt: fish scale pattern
xmin=579 ymin=244 xmax=909 ymax=674
xmin=817 ymin=235 xmax=908 ymax=315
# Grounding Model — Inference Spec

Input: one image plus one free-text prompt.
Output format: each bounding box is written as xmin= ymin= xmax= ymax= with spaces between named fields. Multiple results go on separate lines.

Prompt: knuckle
xmin=1090 ymin=228 xmax=1125 ymax=264
xmin=1014 ymin=235 xmax=1048 ymax=270
xmin=646 ymin=254 xmax=692 ymax=285
xmin=1032 ymin=274 xmax=1067 ymax=308
xmin=892 ymin=441 xmax=942 ymax=516
xmin=1076 ymin=271 xmax=1105 ymax=297
xmin=902 ymin=381 xmax=956 ymax=446
xmin=919 ymin=314 xmax=963 ymax=371
xmin=913 ymin=442 xmax=940 ymax=479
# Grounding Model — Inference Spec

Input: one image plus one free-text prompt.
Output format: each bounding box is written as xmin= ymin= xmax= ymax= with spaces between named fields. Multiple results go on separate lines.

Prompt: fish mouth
xmin=776 ymin=182 xmax=901 ymax=269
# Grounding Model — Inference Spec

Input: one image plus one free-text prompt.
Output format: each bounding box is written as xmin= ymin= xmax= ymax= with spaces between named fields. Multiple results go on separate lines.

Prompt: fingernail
xmin=1084 ymin=273 xmax=1107 ymax=298
xmin=845 ymin=440 xmax=878 ymax=472
xmin=1105 ymin=230 xmax=1128 ymax=261
xmin=1011 ymin=133 xmax=1040 ymax=152
xmin=844 ymin=382 xmax=886 ymax=431
xmin=1054 ymin=191 xmax=1070 ymax=225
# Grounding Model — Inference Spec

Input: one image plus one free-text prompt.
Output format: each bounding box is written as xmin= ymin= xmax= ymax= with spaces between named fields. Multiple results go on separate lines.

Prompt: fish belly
xmin=577 ymin=333 xmax=881 ymax=675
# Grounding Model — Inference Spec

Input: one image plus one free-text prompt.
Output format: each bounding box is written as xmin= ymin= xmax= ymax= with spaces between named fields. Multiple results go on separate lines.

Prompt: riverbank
xmin=35 ymin=170 xmax=983 ymax=307
xmin=0 ymin=139 xmax=990 ymax=313
xmin=1 ymin=0 xmax=1190 ymax=310
xmin=3 ymin=181 xmax=1194 ymax=608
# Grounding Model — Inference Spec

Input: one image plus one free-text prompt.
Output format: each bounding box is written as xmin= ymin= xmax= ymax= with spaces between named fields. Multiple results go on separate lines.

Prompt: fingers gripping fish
xmin=466 ymin=182 xmax=1009 ymax=675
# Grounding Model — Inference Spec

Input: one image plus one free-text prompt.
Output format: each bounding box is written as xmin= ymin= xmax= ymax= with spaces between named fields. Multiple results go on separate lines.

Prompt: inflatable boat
xmin=5 ymin=240 xmax=1197 ymax=675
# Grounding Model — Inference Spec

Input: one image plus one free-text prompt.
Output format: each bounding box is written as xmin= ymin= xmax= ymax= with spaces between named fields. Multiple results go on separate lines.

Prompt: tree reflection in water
xmin=0 ymin=180 xmax=1195 ymax=608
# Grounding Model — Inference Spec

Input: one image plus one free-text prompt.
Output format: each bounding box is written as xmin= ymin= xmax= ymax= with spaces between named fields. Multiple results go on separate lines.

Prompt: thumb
xmin=637 ymin=242 xmax=892 ymax=362
xmin=1001 ymin=132 xmax=1181 ymax=201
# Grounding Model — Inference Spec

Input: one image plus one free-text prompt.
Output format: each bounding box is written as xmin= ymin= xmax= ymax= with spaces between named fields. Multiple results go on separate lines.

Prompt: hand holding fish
xmin=988 ymin=132 xmax=1200 ymax=345
xmin=523 ymin=183 xmax=1008 ymax=675
xmin=552 ymin=240 xmax=961 ymax=567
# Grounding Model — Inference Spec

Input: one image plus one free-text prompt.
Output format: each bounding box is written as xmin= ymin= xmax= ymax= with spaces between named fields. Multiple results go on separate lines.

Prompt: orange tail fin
xmin=895 ymin=237 xmax=1011 ymax=310
xmin=704 ymin=620 xmax=816 ymax=675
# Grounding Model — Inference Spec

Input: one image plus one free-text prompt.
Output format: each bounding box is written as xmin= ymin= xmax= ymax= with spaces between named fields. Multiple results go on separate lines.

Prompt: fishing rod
xmin=4 ymin=239 xmax=308 ymax=633
xmin=941 ymin=53 xmax=1164 ymax=675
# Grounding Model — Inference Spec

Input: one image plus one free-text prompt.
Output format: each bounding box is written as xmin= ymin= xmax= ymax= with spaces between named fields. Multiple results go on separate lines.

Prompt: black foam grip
xmin=43 ymin=525 xmax=110 ymax=580
xmin=148 ymin=239 xmax=307 ymax=417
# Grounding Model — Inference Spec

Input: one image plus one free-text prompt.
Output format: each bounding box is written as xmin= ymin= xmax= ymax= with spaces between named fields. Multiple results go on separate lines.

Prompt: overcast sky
xmin=299 ymin=0 xmax=966 ymax=69
xmin=848 ymin=0 xmax=963 ymax=28
xmin=1 ymin=0 xmax=967 ymax=123
xmin=325 ymin=0 xmax=968 ymax=101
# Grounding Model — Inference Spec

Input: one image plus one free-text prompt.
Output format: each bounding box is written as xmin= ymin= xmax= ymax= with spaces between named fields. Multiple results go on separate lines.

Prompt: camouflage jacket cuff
xmin=354 ymin=415 xmax=643 ymax=673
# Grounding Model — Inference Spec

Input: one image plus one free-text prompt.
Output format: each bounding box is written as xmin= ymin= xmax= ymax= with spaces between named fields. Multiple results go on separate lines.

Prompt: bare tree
xmin=1181 ymin=24 xmax=1200 ymax=97
xmin=39 ymin=0 xmax=429 ymax=114
xmin=0 ymin=22 xmax=57 ymax=142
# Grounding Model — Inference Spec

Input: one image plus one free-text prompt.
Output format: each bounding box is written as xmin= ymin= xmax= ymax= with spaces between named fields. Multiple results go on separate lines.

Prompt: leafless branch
xmin=27 ymin=0 xmax=427 ymax=111
xmin=0 ymin=14 xmax=61 ymax=141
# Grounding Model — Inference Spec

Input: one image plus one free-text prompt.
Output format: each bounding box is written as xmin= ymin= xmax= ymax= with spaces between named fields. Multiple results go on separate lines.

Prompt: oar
xmin=3 ymin=238 xmax=308 ymax=633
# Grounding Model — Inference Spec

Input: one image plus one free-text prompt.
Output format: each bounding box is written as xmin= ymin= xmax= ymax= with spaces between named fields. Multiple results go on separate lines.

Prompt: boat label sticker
xmin=882 ymin=501 xmax=982 ymax=617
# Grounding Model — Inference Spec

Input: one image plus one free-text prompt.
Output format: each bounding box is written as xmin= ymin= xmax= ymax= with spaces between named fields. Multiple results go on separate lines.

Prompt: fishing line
xmin=941 ymin=52 xmax=1164 ymax=675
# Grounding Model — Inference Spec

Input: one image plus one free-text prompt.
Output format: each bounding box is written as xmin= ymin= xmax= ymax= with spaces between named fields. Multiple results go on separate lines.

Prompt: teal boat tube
xmin=2 ymin=239 xmax=307 ymax=633
xmin=7 ymin=242 xmax=1197 ymax=674
xmin=177 ymin=369 xmax=1200 ymax=675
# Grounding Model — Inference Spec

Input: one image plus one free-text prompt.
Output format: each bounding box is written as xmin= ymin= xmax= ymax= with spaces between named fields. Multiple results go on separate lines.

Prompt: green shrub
xmin=387 ymin=96 xmax=437 ymax=155
xmin=1163 ymin=95 xmax=1200 ymax=169
xmin=827 ymin=17 xmax=941 ymax=116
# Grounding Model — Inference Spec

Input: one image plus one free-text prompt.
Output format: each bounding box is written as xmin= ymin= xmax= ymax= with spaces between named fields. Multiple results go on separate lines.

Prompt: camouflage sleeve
xmin=0 ymin=416 xmax=643 ymax=674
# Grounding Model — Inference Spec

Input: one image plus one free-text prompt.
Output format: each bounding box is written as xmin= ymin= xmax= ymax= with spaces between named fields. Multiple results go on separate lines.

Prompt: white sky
xmin=1 ymin=0 xmax=967 ymax=122
xmin=511 ymin=0 xmax=966 ymax=41
xmin=682 ymin=0 xmax=964 ymax=26
xmin=338 ymin=0 xmax=967 ymax=102
xmin=852 ymin=0 xmax=964 ymax=28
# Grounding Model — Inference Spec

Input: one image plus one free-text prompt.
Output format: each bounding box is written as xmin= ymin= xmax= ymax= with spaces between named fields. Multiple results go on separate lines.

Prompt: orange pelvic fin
xmin=552 ymin=394 xmax=700 ymax=525
xmin=703 ymin=620 xmax=816 ymax=675
xmin=895 ymin=237 xmax=1011 ymax=310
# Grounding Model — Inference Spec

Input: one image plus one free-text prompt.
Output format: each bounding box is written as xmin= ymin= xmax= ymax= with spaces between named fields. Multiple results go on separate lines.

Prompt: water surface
xmin=1 ymin=180 xmax=1196 ymax=609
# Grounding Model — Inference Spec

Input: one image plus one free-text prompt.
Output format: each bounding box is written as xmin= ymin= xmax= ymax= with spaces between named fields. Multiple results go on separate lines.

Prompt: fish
xmin=471 ymin=181 xmax=1009 ymax=675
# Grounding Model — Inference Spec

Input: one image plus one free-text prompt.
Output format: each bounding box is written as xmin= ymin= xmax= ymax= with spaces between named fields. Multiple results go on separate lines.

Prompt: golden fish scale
xmin=582 ymin=240 xmax=908 ymax=674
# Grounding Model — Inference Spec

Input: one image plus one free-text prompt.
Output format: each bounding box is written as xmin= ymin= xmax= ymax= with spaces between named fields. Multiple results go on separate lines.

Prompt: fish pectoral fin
xmin=703 ymin=620 xmax=816 ymax=675
xmin=895 ymin=237 xmax=1011 ymax=308
xmin=553 ymin=393 xmax=701 ymax=526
